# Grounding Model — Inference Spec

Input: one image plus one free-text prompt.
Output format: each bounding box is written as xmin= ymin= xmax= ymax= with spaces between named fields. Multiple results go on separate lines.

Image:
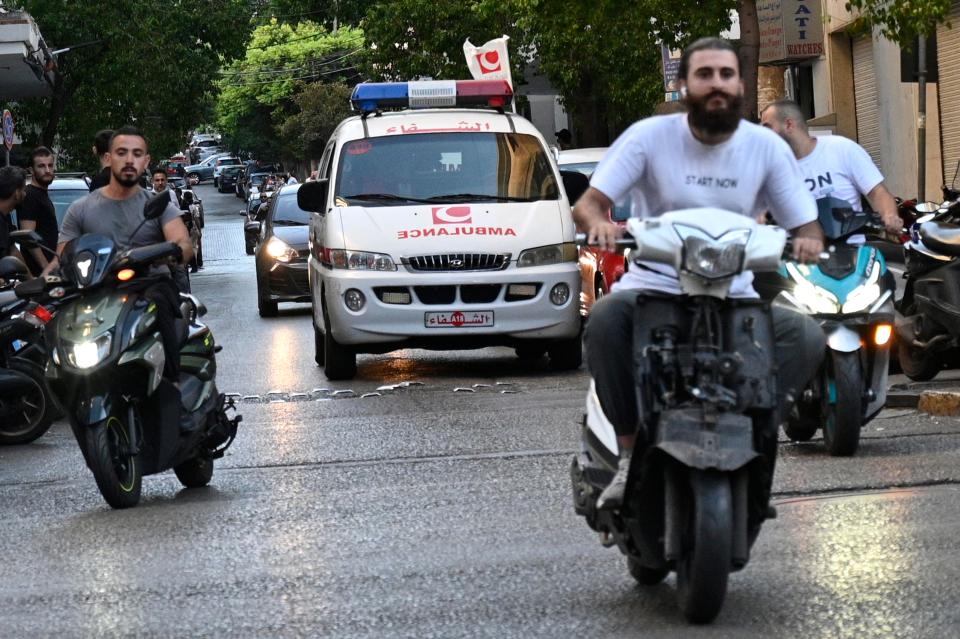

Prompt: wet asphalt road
xmin=3 ymin=184 xmax=960 ymax=637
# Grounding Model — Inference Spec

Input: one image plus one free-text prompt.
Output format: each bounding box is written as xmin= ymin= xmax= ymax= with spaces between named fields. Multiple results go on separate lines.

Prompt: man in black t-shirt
xmin=0 ymin=166 xmax=26 ymax=262
xmin=17 ymin=147 xmax=59 ymax=275
xmin=87 ymin=128 xmax=114 ymax=192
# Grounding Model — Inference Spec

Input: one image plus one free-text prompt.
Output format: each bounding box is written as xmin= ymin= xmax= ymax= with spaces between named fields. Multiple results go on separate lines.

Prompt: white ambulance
xmin=297 ymin=80 xmax=586 ymax=380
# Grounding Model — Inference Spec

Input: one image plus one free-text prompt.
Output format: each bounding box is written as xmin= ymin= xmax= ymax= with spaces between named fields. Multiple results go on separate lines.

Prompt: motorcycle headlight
xmin=265 ymin=237 xmax=299 ymax=263
xmin=66 ymin=333 xmax=112 ymax=369
xmin=785 ymin=262 xmax=841 ymax=313
xmin=676 ymin=226 xmax=749 ymax=280
xmin=517 ymin=243 xmax=578 ymax=267
xmin=842 ymin=260 xmax=883 ymax=314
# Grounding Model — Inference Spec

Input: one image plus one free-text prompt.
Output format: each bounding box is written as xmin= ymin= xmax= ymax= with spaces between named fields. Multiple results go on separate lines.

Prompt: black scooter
xmin=897 ymin=197 xmax=960 ymax=380
xmin=14 ymin=199 xmax=241 ymax=509
xmin=0 ymin=255 xmax=56 ymax=445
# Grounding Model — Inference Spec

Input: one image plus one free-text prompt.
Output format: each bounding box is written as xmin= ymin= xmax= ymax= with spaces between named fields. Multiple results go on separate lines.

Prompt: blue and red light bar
xmin=351 ymin=80 xmax=513 ymax=114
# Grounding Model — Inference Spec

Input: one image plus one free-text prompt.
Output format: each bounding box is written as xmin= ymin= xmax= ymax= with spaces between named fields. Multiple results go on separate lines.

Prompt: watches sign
xmin=758 ymin=0 xmax=824 ymax=64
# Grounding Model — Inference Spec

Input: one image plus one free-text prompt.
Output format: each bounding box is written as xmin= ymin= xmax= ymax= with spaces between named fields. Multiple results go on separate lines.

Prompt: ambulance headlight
xmin=517 ymin=243 xmax=578 ymax=267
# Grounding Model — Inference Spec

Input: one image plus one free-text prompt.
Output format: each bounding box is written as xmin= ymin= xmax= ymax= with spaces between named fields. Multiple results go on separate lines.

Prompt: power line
xmin=217 ymin=47 xmax=361 ymax=77
xmin=220 ymin=65 xmax=360 ymax=87
xmin=247 ymin=30 xmax=363 ymax=51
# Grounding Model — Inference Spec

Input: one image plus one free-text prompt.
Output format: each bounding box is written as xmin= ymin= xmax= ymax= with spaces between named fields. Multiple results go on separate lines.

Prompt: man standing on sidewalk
xmin=88 ymin=129 xmax=114 ymax=192
xmin=0 ymin=166 xmax=26 ymax=262
xmin=17 ymin=147 xmax=59 ymax=276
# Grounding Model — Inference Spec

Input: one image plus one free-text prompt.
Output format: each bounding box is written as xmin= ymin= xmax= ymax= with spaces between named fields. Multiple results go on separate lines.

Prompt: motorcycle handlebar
xmin=573 ymin=232 xmax=636 ymax=249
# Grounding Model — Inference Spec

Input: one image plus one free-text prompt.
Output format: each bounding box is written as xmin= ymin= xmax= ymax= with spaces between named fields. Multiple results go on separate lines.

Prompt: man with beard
xmin=56 ymin=126 xmax=194 ymax=382
xmin=573 ymin=38 xmax=826 ymax=510
xmin=17 ymin=147 xmax=58 ymax=276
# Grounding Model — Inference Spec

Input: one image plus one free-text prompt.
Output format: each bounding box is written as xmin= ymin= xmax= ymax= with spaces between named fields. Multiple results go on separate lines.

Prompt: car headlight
xmin=785 ymin=262 xmax=841 ymax=313
xmin=517 ymin=243 xmax=578 ymax=267
xmin=842 ymin=260 xmax=883 ymax=313
xmin=676 ymin=225 xmax=749 ymax=280
xmin=322 ymin=248 xmax=396 ymax=271
xmin=66 ymin=333 xmax=112 ymax=369
xmin=265 ymin=237 xmax=299 ymax=263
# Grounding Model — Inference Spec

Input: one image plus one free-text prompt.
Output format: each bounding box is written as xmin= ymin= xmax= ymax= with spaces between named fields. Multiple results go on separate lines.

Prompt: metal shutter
xmin=938 ymin=5 xmax=960 ymax=186
xmin=853 ymin=36 xmax=881 ymax=167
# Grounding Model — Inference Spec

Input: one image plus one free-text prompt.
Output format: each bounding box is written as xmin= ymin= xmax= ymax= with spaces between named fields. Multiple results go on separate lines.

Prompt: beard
xmin=112 ymin=167 xmax=140 ymax=188
xmin=686 ymin=90 xmax=744 ymax=136
xmin=33 ymin=173 xmax=54 ymax=188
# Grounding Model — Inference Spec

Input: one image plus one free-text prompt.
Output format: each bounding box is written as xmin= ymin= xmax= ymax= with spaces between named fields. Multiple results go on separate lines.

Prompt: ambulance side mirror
xmin=298 ymin=178 xmax=329 ymax=213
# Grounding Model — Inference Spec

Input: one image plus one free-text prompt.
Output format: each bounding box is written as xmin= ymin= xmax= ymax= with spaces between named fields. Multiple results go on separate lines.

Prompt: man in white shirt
xmin=759 ymin=99 xmax=901 ymax=234
xmin=574 ymin=38 xmax=827 ymax=511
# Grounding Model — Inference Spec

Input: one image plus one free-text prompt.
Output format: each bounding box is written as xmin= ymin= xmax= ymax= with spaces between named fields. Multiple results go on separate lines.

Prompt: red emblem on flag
xmin=477 ymin=51 xmax=501 ymax=74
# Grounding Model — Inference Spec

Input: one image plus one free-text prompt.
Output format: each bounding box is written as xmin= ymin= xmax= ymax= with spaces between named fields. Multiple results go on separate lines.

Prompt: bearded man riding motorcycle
xmin=574 ymin=38 xmax=827 ymax=510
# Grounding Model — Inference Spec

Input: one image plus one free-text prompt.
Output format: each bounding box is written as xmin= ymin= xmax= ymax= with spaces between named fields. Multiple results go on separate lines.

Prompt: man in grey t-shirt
xmin=52 ymin=126 xmax=194 ymax=382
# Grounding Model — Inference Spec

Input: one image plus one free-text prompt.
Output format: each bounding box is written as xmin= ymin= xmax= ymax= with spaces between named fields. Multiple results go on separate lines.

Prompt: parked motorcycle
xmin=755 ymin=199 xmax=895 ymax=455
xmin=14 ymin=203 xmax=241 ymax=509
xmin=896 ymin=196 xmax=960 ymax=380
xmin=571 ymin=209 xmax=786 ymax=623
xmin=0 ymin=255 xmax=56 ymax=445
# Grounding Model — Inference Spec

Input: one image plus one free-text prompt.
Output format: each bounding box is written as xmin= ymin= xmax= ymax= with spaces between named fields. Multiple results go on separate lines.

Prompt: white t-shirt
xmin=591 ymin=113 xmax=817 ymax=297
xmin=796 ymin=134 xmax=883 ymax=210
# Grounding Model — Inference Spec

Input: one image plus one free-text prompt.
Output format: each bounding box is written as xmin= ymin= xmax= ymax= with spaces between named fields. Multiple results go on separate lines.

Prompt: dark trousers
xmin=142 ymin=278 xmax=182 ymax=381
xmin=584 ymin=290 xmax=826 ymax=439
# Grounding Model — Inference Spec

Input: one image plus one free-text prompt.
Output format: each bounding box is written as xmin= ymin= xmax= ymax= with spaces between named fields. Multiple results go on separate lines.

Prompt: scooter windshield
xmin=816 ymin=196 xmax=868 ymax=240
xmin=60 ymin=234 xmax=118 ymax=289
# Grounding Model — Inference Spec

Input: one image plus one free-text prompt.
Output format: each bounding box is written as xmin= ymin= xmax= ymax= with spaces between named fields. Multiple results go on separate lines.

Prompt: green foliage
xmin=9 ymin=0 xmax=250 ymax=169
xmin=279 ymin=82 xmax=353 ymax=158
xmin=361 ymin=0 xmax=523 ymax=82
xmin=251 ymin=0 xmax=368 ymax=28
xmin=214 ymin=22 xmax=362 ymax=160
xmin=845 ymin=0 xmax=951 ymax=45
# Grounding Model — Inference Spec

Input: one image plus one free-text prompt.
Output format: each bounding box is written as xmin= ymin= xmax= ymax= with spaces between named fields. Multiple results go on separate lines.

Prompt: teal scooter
xmin=756 ymin=198 xmax=896 ymax=456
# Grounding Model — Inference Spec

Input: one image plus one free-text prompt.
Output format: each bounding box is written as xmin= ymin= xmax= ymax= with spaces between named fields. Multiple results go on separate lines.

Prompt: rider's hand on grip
xmin=791 ymin=236 xmax=825 ymax=264
xmin=586 ymin=220 xmax=623 ymax=253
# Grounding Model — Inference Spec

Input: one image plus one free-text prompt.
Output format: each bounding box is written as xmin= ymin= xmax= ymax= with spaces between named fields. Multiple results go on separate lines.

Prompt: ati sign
xmin=758 ymin=0 xmax=824 ymax=64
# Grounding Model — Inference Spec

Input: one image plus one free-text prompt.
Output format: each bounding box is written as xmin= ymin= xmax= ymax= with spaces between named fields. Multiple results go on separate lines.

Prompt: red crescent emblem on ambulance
xmin=432 ymin=206 xmax=472 ymax=224
xmin=477 ymin=51 xmax=501 ymax=74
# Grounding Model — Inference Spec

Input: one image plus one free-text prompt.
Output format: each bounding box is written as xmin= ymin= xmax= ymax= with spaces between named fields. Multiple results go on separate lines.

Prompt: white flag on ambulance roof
xmin=463 ymin=36 xmax=513 ymax=89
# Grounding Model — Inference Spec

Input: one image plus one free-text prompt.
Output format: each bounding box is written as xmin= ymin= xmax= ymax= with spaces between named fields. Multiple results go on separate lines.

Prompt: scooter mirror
xmin=915 ymin=201 xmax=941 ymax=214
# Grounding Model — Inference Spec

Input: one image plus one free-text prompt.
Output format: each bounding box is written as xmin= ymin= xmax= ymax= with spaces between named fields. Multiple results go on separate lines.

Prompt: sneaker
xmin=597 ymin=453 xmax=632 ymax=511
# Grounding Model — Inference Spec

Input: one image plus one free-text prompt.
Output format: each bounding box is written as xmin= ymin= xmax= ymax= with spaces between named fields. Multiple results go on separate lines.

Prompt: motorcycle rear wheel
xmin=86 ymin=416 xmax=142 ymax=509
xmin=0 ymin=359 xmax=54 ymax=445
xmin=898 ymin=304 xmax=941 ymax=381
xmin=783 ymin=403 xmax=819 ymax=442
xmin=823 ymin=351 xmax=863 ymax=457
xmin=174 ymin=456 xmax=214 ymax=488
xmin=676 ymin=470 xmax=732 ymax=624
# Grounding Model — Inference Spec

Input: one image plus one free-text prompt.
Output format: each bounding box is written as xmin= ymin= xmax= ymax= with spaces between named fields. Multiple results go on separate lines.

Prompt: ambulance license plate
xmin=424 ymin=310 xmax=494 ymax=328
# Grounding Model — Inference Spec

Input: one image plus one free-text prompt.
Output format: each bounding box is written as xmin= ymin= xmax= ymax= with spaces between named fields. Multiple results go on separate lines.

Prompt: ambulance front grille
xmin=404 ymin=253 xmax=511 ymax=272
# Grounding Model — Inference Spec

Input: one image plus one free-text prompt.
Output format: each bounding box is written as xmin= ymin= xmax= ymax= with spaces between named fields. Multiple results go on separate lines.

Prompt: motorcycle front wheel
xmin=86 ymin=415 xmax=142 ymax=509
xmin=823 ymin=351 xmax=863 ymax=457
xmin=0 ymin=359 xmax=54 ymax=445
xmin=676 ymin=470 xmax=732 ymax=624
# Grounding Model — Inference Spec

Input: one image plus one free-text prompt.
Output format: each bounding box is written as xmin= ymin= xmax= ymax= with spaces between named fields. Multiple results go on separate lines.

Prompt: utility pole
xmin=918 ymin=35 xmax=927 ymax=199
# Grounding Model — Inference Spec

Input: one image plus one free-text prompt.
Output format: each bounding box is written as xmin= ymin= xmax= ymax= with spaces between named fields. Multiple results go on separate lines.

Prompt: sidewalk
xmin=888 ymin=370 xmax=960 ymax=415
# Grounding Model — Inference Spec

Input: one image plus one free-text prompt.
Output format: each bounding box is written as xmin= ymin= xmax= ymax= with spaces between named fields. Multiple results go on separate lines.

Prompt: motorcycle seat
xmin=920 ymin=221 xmax=960 ymax=256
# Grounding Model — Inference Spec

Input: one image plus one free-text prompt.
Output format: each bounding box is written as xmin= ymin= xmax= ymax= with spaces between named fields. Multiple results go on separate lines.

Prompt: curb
xmin=916 ymin=391 xmax=960 ymax=417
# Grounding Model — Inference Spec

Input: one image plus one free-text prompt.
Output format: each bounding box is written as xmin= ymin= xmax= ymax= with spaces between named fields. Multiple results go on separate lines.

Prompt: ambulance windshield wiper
xmin=426 ymin=193 xmax=537 ymax=203
xmin=343 ymin=193 xmax=435 ymax=204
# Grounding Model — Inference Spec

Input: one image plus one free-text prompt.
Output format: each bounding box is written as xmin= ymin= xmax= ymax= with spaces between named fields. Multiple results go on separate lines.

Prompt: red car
xmin=558 ymin=148 xmax=632 ymax=317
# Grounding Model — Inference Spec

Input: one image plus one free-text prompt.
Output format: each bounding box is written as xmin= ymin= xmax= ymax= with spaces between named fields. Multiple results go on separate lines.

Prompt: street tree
xmin=845 ymin=0 xmax=952 ymax=44
xmin=215 ymin=21 xmax=362 ymax=160
xmin=279 ymin=82 xmax=353 ymax=160
xmin=8 ymin=0 xmax=250 ymax=167
xmin=250 ymin=0 xmax=368 ymax=29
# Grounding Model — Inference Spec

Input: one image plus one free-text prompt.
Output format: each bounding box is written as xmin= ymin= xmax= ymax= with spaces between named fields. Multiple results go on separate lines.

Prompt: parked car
xmin=162 ymin=159 xmax=187 ymax=177
xmin=212 ymin=157 xmax=242 ymax=187
xmin=254 ymin=184 xmax=310 ymax=316
xmin=184 ymin=153 xmax=231 ymax=183
xmin=218 ymin=165 xmax=243 ymax=193
xmin=243 ymin=172 xmax=271 ymax=201
xmin=557 ymin=147 xmax=632 ymax=317
xmin=47 ymin=176 xmax=92 ymax=225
